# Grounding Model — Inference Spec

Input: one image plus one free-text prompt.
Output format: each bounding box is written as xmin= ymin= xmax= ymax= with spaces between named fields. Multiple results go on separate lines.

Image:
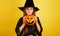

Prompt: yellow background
xmin=0 ymin=0 xmax=60 ymax=36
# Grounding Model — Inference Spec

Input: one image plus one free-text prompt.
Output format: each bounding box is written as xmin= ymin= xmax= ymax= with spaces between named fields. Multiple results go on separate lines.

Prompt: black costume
xmin=15 ymin=0 xmax=43 ymax=36
xmin=15 ymin=17 xmax=43 ymax=36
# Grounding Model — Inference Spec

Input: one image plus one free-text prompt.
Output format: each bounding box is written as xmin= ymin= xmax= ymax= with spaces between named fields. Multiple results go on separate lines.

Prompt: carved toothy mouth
xmin=26 ymin=20 xmax=34 ymax=25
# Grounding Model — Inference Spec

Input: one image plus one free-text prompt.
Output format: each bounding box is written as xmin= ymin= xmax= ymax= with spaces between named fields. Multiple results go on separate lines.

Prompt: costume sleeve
xmin=15 ymin=17 xmax=23 ymax=36
xmin=37 ymin=17 xmax=43 ymax=36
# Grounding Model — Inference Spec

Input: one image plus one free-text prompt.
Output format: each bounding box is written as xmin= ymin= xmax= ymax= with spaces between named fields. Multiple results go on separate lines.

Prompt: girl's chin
xmin=27 ymin=14 xmax=32 ymax=15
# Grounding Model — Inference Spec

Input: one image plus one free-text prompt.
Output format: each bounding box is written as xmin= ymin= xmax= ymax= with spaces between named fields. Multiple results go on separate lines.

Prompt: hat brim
xmin=18 ymin=7 xmax=40 ymax=12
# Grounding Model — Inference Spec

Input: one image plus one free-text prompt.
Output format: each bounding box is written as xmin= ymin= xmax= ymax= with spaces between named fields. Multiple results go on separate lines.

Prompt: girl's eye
xmin=30 ymin=8 xmax=33 ymax=10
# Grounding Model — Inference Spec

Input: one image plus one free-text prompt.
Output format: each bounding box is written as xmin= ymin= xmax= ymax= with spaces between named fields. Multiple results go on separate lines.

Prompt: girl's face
xmin=25 ymin=7 xmax=34 ymax=15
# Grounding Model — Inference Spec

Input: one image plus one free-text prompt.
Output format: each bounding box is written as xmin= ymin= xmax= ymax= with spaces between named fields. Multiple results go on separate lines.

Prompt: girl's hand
xmin=23 ymin=16 xmax=26 ymax=24
xmin=34 ymin=16 xmax=41 ymax=32
xmin=19 ymin=16 xmax=26 ymax=32
xmin=34 ymin=16 xmax=38 ymax=24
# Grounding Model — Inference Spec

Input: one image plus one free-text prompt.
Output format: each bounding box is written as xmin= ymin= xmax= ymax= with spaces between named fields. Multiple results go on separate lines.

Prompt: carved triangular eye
xmin=27 ymin=18 xmax=29 ymax=19
xmin=31 ymin=18 xmax=33 ymax=19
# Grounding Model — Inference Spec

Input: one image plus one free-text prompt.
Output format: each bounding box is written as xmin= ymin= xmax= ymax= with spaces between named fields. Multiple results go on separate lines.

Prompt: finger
xmin=34 ymin=16 xmax=37 ymax=20
xmin=34 ymin=16 xmax=38 ymax=23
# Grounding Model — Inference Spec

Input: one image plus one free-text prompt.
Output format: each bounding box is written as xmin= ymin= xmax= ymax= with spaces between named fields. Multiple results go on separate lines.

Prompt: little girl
xmin=15 ymin=0 xmax=43 ymax=36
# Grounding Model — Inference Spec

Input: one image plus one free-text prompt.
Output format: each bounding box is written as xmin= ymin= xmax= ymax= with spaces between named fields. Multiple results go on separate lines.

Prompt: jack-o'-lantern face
xmin=25 ymin=15 xmax=36 ymax=26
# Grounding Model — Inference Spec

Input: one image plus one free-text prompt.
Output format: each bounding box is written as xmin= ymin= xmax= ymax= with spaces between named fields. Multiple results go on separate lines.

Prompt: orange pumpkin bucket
xmin=25 ymin=15 xmax=36 ymax=26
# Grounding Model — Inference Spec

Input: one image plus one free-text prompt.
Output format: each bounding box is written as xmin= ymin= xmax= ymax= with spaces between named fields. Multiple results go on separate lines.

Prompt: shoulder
xmin=20 ymin=17 xmax=23 ymax=19
xmin=34 ymin=16 xmax=40 ymax=19
xmin=37 ymin=17 xmax=39 ymax=19
xmin=18 ymin=17 xmax=23 ymax=22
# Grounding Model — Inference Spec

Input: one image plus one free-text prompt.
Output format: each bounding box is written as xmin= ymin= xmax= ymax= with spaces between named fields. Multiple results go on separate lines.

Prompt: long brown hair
xmin=23 ymin=7 xmax=36 ymax=16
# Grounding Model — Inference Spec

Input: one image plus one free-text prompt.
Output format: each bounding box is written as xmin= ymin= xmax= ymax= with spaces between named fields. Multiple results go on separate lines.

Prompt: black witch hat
xmin=19 ymin=0 xmax=39 ymax=12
